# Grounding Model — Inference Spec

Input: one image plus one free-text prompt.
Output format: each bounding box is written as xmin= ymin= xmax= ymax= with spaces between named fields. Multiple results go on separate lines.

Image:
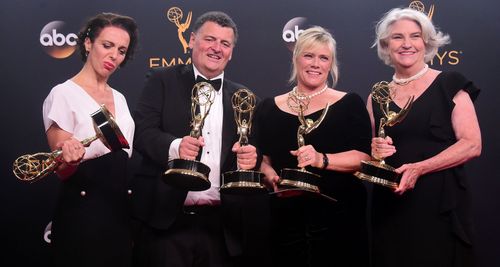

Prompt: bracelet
xmin=322 ymin=153 xmax=329 ymax=169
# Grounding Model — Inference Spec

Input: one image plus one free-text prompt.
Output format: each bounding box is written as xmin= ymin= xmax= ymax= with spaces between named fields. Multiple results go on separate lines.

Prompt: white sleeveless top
xmin=42 ymin=79 xmax=134 ymax=160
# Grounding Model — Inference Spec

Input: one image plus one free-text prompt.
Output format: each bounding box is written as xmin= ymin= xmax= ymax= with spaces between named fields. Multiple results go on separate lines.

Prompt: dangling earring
xmin=85 ymin=50 xmax=89 ymax=58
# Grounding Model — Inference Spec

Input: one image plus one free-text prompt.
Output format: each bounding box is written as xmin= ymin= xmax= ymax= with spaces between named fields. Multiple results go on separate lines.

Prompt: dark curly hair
xmin=77 ymin=12 xmax=138 ymax=67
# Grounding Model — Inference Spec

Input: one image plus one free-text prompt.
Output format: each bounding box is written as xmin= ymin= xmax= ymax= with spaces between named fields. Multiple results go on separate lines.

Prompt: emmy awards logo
xmin=278 ymin=92 xmax=330 ymax=193
xmin=163 ymin=82 xmax=216 ymax=191
xmin=409 ymin=1 xmax=435 ymax=19
xmin=166 ymin=7 xmax=192 ymax=54
xmin=221 ymin=89 xmax=266 ymax=194
xmin=12 ymin=105 xmax=129 ymax=183
xmin=355 ymin=81 xmax=414 ymax=188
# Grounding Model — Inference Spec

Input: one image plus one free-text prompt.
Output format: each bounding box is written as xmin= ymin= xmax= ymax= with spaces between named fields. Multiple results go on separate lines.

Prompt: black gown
xmin=51 ymin=150 xmax=132 ymax=267
xmin=255 ymin=92 xmax=372 ymax=267
xmin=371 ymin=71 xmax=480 ymax=267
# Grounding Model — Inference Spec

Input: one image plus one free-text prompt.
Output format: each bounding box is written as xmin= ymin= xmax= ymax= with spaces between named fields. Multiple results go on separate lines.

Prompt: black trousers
xmin=133 ymin=206 xmax=235 ymax=267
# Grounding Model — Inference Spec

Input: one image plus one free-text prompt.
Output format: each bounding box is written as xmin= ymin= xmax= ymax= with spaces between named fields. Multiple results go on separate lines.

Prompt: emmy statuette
xmin=166 ymin=7 xmax=192 ymax=54
xmin=221 ymin=89 xmax=266 ymax=195
xmin=278 ymin=92 xmax=330 ymax=194
xmin=163 ymin=82 xmax=216 ymax=191
xmin=354 ymin=81 xmax=414 ymax=188
xmin=12 ymin=105 xmax=129 ymax=183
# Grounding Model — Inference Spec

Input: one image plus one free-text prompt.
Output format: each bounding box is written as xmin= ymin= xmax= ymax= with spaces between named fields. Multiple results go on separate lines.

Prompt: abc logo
xmin=40 ymin=21 xmax=78 ymax=59
xmin=282 ymin=17 xmax=308 ymax=51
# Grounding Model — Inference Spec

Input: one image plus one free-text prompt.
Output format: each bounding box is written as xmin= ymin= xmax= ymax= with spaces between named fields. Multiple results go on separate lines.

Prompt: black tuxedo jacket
xmin=131 ymin=64 xmax=269 ymax=257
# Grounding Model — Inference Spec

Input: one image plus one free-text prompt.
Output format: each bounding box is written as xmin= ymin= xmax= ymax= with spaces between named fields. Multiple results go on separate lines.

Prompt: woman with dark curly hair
xmin=42 ymin=12 xmax=138 ymax=267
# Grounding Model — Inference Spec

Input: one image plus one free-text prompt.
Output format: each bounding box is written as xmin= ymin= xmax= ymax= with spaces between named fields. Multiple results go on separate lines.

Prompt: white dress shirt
xmin=168 ymin=65 xmax=224 ymax=206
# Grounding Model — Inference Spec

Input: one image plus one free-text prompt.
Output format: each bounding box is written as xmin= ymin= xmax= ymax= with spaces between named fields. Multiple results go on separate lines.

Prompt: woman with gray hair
xmin=255 ymin=26 xmax=371 ymax=266
xmin=369 ymin=7 xmax=481 ymax=267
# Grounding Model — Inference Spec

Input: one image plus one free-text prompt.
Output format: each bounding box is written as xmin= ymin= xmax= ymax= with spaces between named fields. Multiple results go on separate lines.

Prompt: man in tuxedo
xmin=131 ymin=11 xmax=269 ymax=267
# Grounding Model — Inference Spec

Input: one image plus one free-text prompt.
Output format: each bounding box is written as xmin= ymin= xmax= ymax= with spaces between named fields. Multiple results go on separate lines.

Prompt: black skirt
xmin=51 ymin=150 xmax=132 ymax=267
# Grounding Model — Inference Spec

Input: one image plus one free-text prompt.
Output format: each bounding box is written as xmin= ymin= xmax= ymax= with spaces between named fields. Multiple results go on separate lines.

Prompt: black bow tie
xmin=195 ymin=76 xmax=222 ymax=91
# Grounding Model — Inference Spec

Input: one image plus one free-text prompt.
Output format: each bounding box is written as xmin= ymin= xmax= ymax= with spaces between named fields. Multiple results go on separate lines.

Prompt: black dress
xmin=255 ymin=93 xmax=372 ymax=267
xmin=371 ymin=71 xmax=480 ymax=267
xmin=51 ymin=150 xmax=132 ymax=267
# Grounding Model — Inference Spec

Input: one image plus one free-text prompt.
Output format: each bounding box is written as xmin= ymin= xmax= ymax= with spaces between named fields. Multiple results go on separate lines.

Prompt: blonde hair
xmin=289 ymin=26 xmax=338 ymax=86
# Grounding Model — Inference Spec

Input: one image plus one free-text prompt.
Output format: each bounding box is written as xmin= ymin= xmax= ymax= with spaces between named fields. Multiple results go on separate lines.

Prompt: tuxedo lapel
xmin=177 ymin=65 xmax=198 ymax=123
xmin=220 ymin=80 xmax=237 ymax=171
xmin=179 ymin=64 xmax=196 ymax=94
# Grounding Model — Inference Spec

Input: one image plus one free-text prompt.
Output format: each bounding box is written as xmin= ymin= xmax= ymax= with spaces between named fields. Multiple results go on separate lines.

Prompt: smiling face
xmin=189 ymin=21 xmax=235 ymax=79
xmin=85 ymin=26 xmax=130 ymax=78
xmin=295 ymin=42 xmax=333 ymax=90
xmin=387 ymin=19 xmax=426 ymax=71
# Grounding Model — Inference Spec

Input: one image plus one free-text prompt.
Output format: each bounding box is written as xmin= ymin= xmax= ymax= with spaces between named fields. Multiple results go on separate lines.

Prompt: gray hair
xmin=289 ymin=26 xmax=338 ymax=87
xmin=192 ymin=11 xmax=238 ymax=45
xmin=372 ymin=7 xmax=450 ymax=66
